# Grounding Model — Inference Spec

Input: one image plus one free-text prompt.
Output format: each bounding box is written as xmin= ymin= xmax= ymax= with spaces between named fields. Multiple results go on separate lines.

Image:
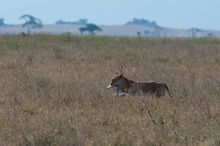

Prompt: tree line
xmin=0 ymin=15 xmax=102 ymax=36
xmin=0 ymin=16 xmax=214 ymax=37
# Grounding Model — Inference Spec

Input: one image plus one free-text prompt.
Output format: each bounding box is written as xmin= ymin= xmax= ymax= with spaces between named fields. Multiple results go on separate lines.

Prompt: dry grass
xmin=0 ymin=34 xmax=220 ymax=146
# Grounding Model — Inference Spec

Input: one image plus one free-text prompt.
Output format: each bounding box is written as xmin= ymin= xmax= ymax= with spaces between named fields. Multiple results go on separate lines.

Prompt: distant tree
xmin=125 ymin=18 xmax=162 ymax=29
xmin=187 ymin=27 xmax=202 ymax=38
xmin=72 ymin=19 xmax=88 ymax=25
xmin=19 ymin=15 xmax=43 ymax=34
xmin=56 ymin=18 xmax=88 ymax=25
xmin=79 ymin=23 xmax=102 ymax=36
xmin=55 ymin=19 xmax=72 ymax=25
xmin=0 ymin=18 xmax=5 ymax=34
xmin=0 ymin=18 xmax=5 ymax=26
xmin=137 ymin=31 xmax=141 ymax=36
xmin=79 ymin=27 xmax=87 ymax=35
xmin=86 ymin=23 xmax=102 ymax=36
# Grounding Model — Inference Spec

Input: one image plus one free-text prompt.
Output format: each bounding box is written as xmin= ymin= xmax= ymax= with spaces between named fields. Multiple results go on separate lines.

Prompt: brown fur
xmin=108 ymin=73 xmax=171 ymax=98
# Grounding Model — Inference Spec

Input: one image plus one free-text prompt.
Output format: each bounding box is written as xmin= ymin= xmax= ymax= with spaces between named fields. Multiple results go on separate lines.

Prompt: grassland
xmin=0 ymin=34 xmax=220 ymax=146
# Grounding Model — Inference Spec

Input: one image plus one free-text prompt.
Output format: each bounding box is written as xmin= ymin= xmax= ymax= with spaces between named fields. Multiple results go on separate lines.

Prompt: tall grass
xmin=0 ymin=34 xmax=220 ymax=145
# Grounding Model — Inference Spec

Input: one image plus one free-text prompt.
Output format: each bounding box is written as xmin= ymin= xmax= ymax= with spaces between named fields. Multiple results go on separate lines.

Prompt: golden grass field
xmin=0 ymin=34 xmax=220 ymax=145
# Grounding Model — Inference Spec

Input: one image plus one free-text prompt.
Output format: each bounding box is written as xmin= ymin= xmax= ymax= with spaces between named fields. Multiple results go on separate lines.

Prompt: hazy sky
xmin=1 ymin=0 xmax=220 ymax=30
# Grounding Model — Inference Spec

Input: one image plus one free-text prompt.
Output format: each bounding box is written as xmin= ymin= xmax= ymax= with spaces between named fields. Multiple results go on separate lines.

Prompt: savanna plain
xmin=0 ymin=35 xmax=220 ymax=146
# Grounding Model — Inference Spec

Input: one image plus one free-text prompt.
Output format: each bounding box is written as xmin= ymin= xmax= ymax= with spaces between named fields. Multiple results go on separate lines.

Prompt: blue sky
xmin=1 ymin=0 xmax=220 ymax=30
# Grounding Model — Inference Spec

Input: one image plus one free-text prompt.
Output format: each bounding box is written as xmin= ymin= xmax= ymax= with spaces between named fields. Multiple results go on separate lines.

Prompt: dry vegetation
xmin=0 ymin=34 xmax=220 ymax=146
